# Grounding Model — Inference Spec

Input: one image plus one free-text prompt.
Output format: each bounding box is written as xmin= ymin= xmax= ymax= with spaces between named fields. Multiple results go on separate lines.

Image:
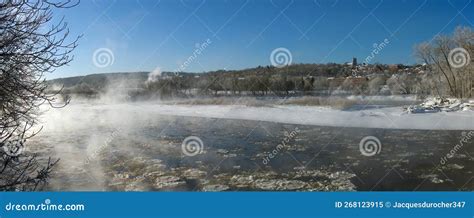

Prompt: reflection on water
xmin=28 ymin=103 xmax=474 ymax=191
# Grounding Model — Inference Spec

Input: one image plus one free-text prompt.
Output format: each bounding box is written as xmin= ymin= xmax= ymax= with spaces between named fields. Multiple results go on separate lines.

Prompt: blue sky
xmin=51 ymin=0 xmax=474 ymax=79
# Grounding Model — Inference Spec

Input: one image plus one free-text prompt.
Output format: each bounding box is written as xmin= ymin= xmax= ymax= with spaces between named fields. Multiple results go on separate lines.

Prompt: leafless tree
xmin=0 ymin=0 xmax=79 ymax=190
xmin=414 ymin=26 xmax=473 ymax=98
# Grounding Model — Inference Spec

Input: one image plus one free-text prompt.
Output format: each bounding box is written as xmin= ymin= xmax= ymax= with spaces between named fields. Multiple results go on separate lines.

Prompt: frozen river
xmin=27 ymin=102 xmax=474 ymax=191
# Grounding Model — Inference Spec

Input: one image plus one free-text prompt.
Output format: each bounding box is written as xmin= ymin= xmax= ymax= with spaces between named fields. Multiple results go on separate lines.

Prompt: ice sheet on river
xmin=99 ymin=103 xmax=474 ymax=130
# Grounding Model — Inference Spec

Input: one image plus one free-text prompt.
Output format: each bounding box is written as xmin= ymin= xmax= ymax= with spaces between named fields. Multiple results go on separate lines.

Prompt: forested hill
xmin=48 ymin=63 xmax=412 ymax=88
xmin=47 ymin=63 xmax=426 ymax=98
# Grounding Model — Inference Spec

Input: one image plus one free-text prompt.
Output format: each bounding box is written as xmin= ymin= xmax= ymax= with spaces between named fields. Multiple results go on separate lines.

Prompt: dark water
xmin=33 ymin=115 xmax=473 ymax=191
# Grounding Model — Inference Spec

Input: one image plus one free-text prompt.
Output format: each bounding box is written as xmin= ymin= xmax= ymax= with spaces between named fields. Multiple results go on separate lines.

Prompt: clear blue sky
xmin=51 ymin=0 xmax=473 ymax=79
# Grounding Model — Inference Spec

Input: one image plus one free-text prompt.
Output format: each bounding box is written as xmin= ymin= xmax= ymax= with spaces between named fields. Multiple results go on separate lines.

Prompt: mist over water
xmin=25 ymin=95 xmax=473 ymax=191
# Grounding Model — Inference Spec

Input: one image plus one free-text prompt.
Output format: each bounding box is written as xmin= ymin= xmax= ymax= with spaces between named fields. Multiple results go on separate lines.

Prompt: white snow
xmin=40 ymin=101 xmax=474 ymax=131
xmin=137 ymin=104 xmax=473 ymax=130
xmin=405 ymin=97 xmax=472 ymax=113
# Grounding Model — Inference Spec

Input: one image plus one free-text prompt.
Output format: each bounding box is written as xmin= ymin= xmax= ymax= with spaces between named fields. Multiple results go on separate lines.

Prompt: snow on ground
xmin=43 ymin=101 xmax=473 ymax=131
xmin=138 ymin=104 xmax=473 ymax=130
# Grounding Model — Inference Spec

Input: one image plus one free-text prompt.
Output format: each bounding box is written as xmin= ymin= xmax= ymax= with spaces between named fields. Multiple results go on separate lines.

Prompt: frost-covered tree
xmin=415 ymin=26 xmax=473 ymax=98
xmin=0 ymin=0 xmax=79 ymax=190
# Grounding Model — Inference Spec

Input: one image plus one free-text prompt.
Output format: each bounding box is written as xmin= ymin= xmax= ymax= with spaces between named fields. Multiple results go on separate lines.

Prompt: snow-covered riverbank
xmin=43 ymin=102 xmax=474 ymax=130
xmin=141 ymin=104 xmax=474 ymax=130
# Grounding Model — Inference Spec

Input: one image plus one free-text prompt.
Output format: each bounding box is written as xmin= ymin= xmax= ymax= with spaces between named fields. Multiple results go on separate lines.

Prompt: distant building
xmin=352 ymin=57 xmax=357 ymax=68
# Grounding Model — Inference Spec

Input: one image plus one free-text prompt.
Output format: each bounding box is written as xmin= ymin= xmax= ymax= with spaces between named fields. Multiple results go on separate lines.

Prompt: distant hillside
xmin=47 ymin=63 xmax=424 ymax=97
xmin=47 ymin=71 xmax=202 ymax=88
xmin=47 ymin=63 xmax=370 ymax=88
xmin=49 ymin=72 xmax=148 ymax=88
